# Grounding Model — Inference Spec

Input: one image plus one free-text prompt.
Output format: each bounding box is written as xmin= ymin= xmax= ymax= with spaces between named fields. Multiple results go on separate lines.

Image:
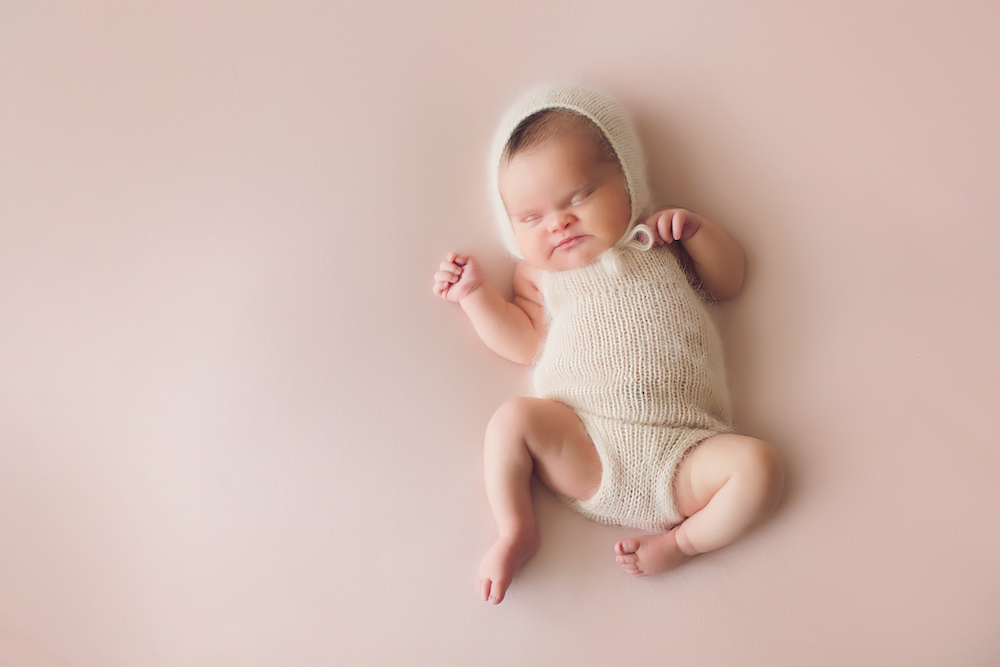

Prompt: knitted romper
xmin=533 ymin=243 xmax=733 ymax=532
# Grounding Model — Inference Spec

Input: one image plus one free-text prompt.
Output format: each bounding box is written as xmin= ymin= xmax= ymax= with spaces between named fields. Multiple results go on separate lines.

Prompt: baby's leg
xmin=477 ymin=397 xmax=601 ymax=604
xmin=615 ymin=434 xmax=783 ymax=577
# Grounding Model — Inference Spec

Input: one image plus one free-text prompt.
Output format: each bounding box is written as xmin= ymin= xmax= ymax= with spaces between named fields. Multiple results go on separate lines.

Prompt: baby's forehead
xmin=498 ymin=131 xmax=614 ymax=200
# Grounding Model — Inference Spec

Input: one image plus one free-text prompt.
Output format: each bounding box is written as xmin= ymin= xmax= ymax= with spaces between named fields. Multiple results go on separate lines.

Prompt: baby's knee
xmin=486 ymin=397 xmax=536 ymax=439
xmin=735 ymin=438 xmax=784 ymax=513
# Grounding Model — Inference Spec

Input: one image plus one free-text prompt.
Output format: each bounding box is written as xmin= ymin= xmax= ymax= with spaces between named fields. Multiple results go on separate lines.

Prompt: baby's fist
xmin=645 ymin=209 xmax=701 ymax=245
xmin=433 ymin=252 xmax=484 ymax=303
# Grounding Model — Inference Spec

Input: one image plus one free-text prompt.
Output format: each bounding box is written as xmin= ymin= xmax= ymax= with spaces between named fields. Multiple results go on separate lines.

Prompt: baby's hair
xmin=502 ymin=108 xmax=619 ymax=168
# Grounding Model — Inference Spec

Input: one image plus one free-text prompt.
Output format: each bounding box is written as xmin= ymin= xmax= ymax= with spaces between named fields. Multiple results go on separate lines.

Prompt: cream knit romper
xmin=533 ymin=243 xmax=733 ymax=532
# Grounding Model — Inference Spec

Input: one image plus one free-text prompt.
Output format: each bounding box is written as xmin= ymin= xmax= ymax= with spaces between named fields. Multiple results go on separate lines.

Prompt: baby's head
xmin=489 ymin=84 xmax=650 ymax=270
xmin=499 ymin=110 xmax=632 ymax=271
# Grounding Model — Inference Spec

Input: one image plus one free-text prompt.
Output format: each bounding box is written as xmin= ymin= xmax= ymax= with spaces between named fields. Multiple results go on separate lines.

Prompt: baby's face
xmin=499 ymin=131 xmax=631 ymax=272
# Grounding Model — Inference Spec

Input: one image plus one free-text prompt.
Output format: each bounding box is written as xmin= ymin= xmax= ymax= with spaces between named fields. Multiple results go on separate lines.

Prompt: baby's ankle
xmin=673 ymin=525 xmax=700 ymax=557
xmin=498 ymin=524 xmax=539 ymax=543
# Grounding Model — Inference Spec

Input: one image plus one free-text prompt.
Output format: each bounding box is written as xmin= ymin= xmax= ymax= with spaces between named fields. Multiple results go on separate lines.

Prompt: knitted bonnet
xmin=488 ymin=83 xmax=651 ymax=260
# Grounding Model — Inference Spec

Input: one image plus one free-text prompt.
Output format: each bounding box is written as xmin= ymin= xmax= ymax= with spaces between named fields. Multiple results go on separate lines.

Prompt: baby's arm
xmin=433 ymin=253 xmax=545 ymax=364
xmin=644 ymin=209 xmax=746 ymax=300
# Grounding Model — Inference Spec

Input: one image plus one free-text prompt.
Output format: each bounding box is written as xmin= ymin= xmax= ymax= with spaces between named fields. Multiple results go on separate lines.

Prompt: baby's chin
xmin=525 ymin=249 xmax=608 ymax=272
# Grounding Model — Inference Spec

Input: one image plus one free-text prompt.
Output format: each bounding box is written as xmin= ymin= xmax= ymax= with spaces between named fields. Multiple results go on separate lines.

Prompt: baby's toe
xmin=618 ymin=560 xmax=643 ymax=576
xmin=475 ymin=576 xmax=489 ymax=602
xmin=616 ymin=539 xmax=640 ymax=555
xmin=487 ymin=581 xmax=505 ymax=605
xmin=616 ymin=553 xmax=639 ymax=566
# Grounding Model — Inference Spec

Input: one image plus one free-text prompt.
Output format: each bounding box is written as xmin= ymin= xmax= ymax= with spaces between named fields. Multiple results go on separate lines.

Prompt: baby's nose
xmin=548 ymin=211 xmax=577 ymax=230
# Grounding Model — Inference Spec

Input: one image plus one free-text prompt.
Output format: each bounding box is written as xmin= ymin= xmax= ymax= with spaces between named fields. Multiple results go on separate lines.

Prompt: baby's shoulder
xmin=513 ymin=261 xmax=545 ymax=309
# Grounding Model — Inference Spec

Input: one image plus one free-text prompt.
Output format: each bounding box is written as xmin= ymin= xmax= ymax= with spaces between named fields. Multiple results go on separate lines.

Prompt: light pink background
xmin=2 ymin=1 xmax=999 ymax=665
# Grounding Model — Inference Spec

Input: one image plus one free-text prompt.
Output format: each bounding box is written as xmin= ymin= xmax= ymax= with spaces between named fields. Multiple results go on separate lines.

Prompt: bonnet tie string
xmin=601 ymin=223 xmax=654 ymax=274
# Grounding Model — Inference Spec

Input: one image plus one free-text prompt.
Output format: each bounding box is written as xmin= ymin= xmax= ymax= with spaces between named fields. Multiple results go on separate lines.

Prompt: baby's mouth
xmin=555 ymin=235 xmax=586 ymax=250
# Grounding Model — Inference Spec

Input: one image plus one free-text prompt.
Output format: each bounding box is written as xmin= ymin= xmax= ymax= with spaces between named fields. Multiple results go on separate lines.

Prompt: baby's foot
xmin=475 ymin=529 xmax=540 ymax=604
xmin=614 ymin=527 xmax=693 ymax=577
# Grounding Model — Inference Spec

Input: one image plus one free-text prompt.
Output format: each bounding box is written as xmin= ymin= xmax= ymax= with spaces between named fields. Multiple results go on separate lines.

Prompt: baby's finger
xmin=435 ymin=270 xmax=460 ymax=283
xmin=650 ymin=217 xmax=667 ymax=245
xmin=438 ymin=261 xmax=463 ymax=275
xmin=672 ymin=212 xmax=685 ymax=241
xmin=648 ymin=211 xmax=670 ymax=244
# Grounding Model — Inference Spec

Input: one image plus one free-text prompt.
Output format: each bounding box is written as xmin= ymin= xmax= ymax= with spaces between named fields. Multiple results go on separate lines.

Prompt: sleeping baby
xmin=433 ymin=84 xmax=783 ymax=605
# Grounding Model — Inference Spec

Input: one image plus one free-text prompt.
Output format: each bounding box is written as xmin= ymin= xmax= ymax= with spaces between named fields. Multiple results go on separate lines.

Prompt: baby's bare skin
xmin=434 ymin=128 xmax=782 ymax=604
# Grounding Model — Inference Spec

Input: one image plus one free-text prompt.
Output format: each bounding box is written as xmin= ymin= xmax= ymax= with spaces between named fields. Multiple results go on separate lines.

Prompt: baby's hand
xmin=433 ymin=252 xmax=485 ymax=303
xmin=642 ymin=209 xmax=702 ymax=245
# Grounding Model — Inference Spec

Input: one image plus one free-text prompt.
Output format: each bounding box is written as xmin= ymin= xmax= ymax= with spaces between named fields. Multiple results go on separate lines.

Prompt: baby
xmin=433 ymin=84 xmax=783 ymax=605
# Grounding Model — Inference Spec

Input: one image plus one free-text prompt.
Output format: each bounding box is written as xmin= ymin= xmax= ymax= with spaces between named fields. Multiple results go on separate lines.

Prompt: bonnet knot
xmin=601 ymin=224 xmax=654 ymax=274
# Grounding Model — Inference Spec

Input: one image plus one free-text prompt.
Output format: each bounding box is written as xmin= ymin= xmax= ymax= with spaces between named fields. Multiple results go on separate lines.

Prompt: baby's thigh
xmin=487 ymin=397 xmax=601 ymax=501
xmin=673 ymin=433 xmax=783 ymax=519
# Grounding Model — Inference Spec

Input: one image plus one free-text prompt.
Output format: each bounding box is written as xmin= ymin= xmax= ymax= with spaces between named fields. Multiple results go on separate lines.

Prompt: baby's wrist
xmin=457 ymin=281 xmax=486 ymax=304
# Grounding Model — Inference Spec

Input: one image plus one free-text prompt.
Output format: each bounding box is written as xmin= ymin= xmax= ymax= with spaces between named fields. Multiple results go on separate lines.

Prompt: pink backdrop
xmin=2 ymin=1 xmax=998 ymax=664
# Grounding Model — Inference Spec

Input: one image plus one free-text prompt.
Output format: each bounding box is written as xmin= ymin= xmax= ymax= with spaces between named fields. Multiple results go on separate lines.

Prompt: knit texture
xmin=534 ymin=244 xmax=734 ymax=531
xmin=488 ymin=83 xmax=651 ymax=259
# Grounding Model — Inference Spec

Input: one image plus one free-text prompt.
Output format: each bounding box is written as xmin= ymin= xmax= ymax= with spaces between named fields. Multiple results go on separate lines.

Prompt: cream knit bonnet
xmin=488 ymin=83 xmax=652 ymax=261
